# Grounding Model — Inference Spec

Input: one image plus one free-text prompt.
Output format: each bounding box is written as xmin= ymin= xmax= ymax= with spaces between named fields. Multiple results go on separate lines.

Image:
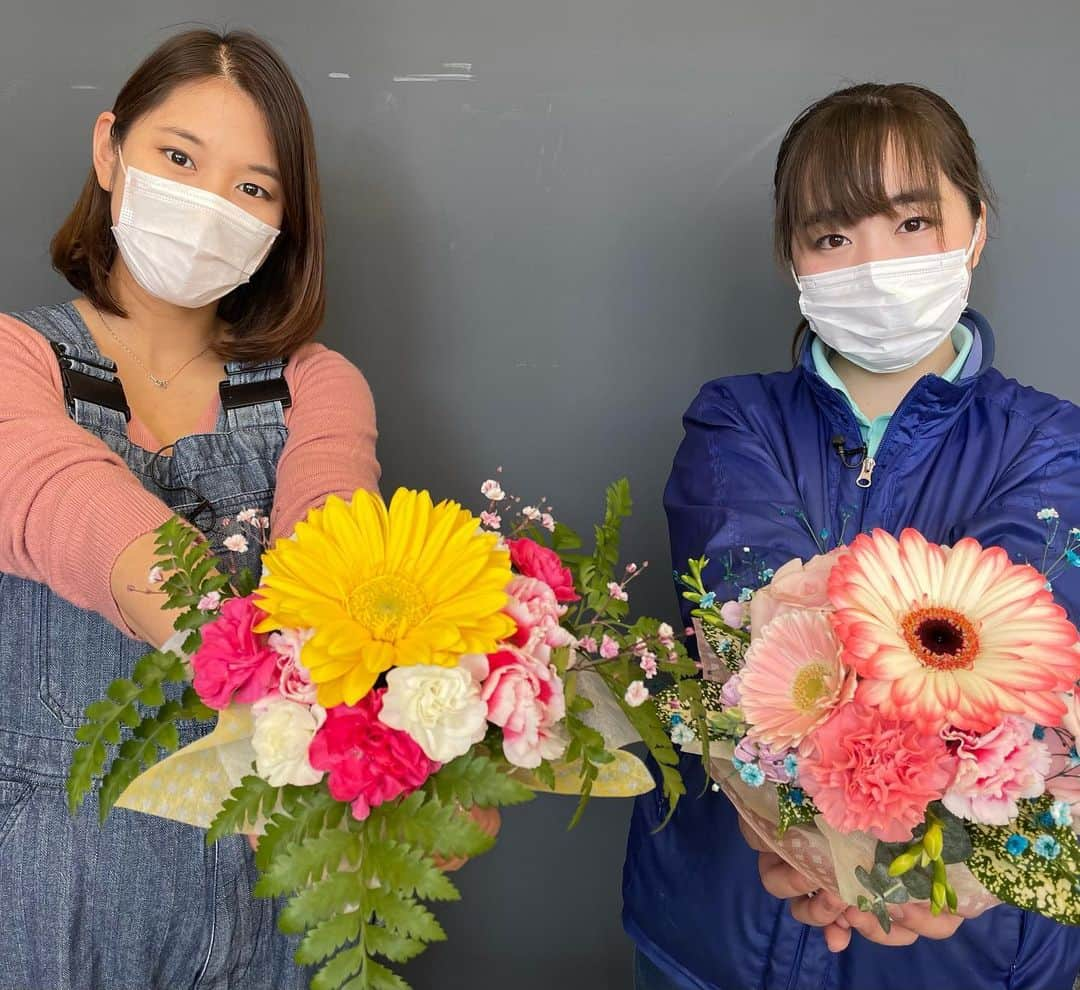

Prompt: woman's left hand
xmin=436 ymin=805 xmax=502 ymax=872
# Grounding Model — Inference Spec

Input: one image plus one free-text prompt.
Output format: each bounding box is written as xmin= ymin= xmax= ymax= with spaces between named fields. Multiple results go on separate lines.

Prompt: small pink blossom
xmin=599 ymin=635 xmax=620 ymax=659
xmin=147 ymin=566 xmax=165 ymax=585
xmin=198 ymin=591 xmax=222 ymax=612
xmin=522 ymin=506 xmax=541 ymax=522
xmin=941 ymin=717 xmax=1050 ymax=826
xmin=224 ymin=534 xmax=249 ymax=554
xmin=657 ymin=623 xmax=676 ymax=647
xmin=632 ymin=638 xmax=648 ymax=657
xmin=685 ymin=626 xmax=695 ymax=637
xmin=607 ymin=581 xmax=629 ymax=603
xmin=237 ymin=508 xmax=259 ymax=524
xmin=640 ymin=653 xmax=658 ymax=679
xmin=578 ymin=636 xmax=598 ymax=654
xmin=625 ymin=681 xmax=650 ymax=707
xmin=481 ymin=480 xmax=506 ymax=502
xmin=626 ymin=563 xmax=638 ymax=575
xmin=480 ymin=510 xmax=502 ymax=530
xmin=541 ymin=513 xmax=556 ymax=532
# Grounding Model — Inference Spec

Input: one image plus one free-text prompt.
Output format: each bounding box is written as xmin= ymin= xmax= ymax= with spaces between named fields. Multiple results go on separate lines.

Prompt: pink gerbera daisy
xmin=738 ymin=610 xmax=857 ymax=750
xmin=829 ymin=529 xmax=1080 ymax=733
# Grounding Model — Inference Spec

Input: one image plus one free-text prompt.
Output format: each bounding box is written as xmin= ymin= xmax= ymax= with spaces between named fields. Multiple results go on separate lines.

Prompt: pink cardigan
xmin=0 ymin=312 xmax=380 ymax=635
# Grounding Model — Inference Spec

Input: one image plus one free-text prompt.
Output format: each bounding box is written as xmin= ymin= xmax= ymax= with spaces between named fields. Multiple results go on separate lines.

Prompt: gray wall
xmin=3 ymin=1 xmax=1079 ymax=986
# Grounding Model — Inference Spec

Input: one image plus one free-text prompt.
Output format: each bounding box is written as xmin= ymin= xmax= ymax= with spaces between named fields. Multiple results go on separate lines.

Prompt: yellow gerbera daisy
xmin=253 ymin=488 xmax=516 ymax=708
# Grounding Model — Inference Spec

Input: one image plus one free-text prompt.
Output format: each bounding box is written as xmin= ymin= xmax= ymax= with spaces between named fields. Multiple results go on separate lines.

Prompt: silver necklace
xmin=94 ymin=306 xmax=214 ymax=389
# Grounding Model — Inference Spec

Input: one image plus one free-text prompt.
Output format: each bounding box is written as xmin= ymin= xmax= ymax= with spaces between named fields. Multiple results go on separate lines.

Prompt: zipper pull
xmin=856 ymin=457 xmax=877 ymax=489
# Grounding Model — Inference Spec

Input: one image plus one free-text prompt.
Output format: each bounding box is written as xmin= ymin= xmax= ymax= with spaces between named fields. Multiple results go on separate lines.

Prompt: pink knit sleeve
xmin=0 ymin=314 xmax=175 ymax=635
xmin=272 ymin=342 xmax=381 ymax=541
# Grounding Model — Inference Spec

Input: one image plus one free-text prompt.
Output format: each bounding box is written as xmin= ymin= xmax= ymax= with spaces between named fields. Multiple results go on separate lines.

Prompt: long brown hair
xmin=774 ymin=83 xmax=995 ymax=358
xmin=51 ymin=29 xmax=324 ymax=362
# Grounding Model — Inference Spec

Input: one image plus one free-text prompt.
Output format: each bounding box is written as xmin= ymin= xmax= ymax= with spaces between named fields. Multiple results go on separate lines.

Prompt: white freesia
xmin=251 ymin=697 xmax=326 ymax=787
xmin=378 ymin=665 xmax=489 ymax=763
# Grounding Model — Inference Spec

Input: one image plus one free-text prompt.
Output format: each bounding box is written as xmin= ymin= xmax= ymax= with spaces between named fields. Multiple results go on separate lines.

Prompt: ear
xmin=969 ymin=201 xmax=988 ymax=271
xmin=92 ymin=111 xmax=119 ymax=193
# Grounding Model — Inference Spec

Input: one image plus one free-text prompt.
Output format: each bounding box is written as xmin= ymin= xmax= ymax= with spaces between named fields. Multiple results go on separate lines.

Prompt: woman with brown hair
xmin=0 ymin=29 xmax=379 ymax=988
xmin=626 ymin=83 xmax=1080 ymax=989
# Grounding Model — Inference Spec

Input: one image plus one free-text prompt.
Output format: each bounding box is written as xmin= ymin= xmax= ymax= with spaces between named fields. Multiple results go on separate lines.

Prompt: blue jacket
xmin=624 ymin=310 xmax=1080 ymax=990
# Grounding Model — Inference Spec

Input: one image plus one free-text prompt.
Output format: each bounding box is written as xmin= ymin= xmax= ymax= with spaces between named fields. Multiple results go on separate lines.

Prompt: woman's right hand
xmin=738 ymin=816 xmax=960 ymax=951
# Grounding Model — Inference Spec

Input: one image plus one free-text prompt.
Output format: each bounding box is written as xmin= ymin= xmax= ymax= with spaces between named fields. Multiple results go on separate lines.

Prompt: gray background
xmin=2 ymin=1 xmax=1078 ymax=986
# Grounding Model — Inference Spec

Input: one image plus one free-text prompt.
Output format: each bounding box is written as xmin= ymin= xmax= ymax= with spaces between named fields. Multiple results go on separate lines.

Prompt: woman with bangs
xmin=624 ymin=83 xmax=1080 ymax=990
xmin=0 ymin=29 xmax=382 ymax=988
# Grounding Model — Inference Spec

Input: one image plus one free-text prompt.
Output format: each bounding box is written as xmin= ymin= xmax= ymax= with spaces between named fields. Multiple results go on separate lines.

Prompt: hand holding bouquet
xmin=665 ymin=518 xmax=1080 ymax=934
xmin=67 ymin=477 xmax=707 ymax=989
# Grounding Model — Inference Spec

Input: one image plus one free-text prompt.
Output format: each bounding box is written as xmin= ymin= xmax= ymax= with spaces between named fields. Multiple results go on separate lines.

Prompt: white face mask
xmin=794 ymin=220 xmax=982 ymax=374
xmin=111 ymin=150 xmax=280 ymax=308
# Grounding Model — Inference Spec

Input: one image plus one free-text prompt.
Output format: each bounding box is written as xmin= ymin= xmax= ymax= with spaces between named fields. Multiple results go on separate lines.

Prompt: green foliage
xmin=424 ymin=753 xmax=535 ymax=811
xmin=67 ymin=516 xmax=225 ymax=816
xmin=776 ymin=784 xmax=817 ymax=837
xmin=238 ymin=755 xmax=527 ymax=990
xmin=577 ymin=479 xmax=632 ymax=618
xmin=966 ymin=795 xmax=1080 ymax=924
xmin=870 ymin=803 xmax=971 ymax=922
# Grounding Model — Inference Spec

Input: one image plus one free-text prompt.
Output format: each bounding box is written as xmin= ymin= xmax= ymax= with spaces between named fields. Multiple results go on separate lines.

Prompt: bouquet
xmin=662 ymin=516 xmax=1080 ymax=933
xmin=66 ymin=476 xmax=707 ymax=990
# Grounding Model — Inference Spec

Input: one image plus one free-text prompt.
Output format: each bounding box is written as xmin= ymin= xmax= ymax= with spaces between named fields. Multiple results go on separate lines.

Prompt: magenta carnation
xmin=308 ymin=689 xmax=439 ymax=820
xmin=190 ymin=595 xmax=280 ymax=710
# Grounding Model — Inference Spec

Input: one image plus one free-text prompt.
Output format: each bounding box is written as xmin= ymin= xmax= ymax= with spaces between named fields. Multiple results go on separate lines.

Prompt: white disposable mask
xmin=794 ymin=220 xmax=982 ymax=373
xmin=111 ymin=150 xmax=280 ymax=308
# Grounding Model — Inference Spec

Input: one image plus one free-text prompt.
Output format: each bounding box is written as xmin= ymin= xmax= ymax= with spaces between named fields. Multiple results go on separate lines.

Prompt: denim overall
xmin=0 ymin=302 xmax=311 ymax=989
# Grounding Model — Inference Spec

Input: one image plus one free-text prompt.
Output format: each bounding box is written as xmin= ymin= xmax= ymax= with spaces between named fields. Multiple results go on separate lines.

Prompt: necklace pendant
xmin=151 ymin=377 xmax=169 ymax=389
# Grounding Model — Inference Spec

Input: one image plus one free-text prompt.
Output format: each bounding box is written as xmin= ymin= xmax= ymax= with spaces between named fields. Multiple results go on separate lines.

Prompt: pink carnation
xmin=481 ymin=646 xmax=567 ymax=768
xmin=308 ymin=690 xmax=439 ymax=821
xmin=799 ymin=702 xmax=957 ymax=841
xmin=190 ymin=595 xmax=280 ymax=710
xmin=749 ymin=549 xmax=846 ymax=638
xmin=269 ymin=628 xmax=318 ymax=705
xmin=507 ymin=538 xmax=579 ymax=603
xmin=941 ymin=718 xmax=1051 ymax=825
xmin=504 ymin=576 xmax=574 ymax=652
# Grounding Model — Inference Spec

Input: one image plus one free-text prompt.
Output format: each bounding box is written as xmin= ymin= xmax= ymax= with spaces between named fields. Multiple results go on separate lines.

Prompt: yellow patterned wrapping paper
xmin=114 ymin=668 xmax=655 ymax=832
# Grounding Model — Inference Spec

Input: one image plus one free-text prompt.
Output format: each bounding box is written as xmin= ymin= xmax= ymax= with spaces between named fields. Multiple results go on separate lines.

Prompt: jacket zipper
xmin=856 ymin=456 xmax=877 ymax=488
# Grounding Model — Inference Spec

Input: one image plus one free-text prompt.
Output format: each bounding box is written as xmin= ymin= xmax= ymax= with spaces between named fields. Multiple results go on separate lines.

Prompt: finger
xmin=470 ymin=806 xmax=501 ymax=838
xmin=887 ymin=904 xmax=965 ymax=939
xmin=790 ymin=891 xmax=848 ymax=928
xmin=845 ymin=909 xmax=920 ymax=947
xmin=246 ymin=834 xmax=259 ymax=852
xmin=823 ymin=923 xmax=853 ymax=953
xmin=759 ymin=853 xmax=819 ymax=899
xmin=738 ymin=815 xmax=770 ymax=853
xmin=435 ymin=855 xmax=467 ymax=872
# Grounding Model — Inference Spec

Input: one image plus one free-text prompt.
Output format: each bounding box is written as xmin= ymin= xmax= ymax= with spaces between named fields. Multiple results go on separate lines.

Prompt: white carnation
xmin=252 ymin=698 xmax=326 ymax=787
xmin=378 ymin=665 xmax=488 ymax=763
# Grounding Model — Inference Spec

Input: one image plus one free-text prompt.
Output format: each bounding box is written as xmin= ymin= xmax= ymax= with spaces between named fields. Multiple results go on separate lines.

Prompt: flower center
xmin=347 ymin=574 xmax=429 ymax=638
xmin=902 ymin=606 xmax=979 ymax=671
xmin=791 ymin=662 xmax=830 ymax=712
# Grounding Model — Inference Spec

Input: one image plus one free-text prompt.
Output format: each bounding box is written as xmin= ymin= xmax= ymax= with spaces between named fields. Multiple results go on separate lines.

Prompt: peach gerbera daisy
xmin=738 ymin=609 xmax=857 ymax=750
xmin=829 ymin=528 xmax=1080 ymax=733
